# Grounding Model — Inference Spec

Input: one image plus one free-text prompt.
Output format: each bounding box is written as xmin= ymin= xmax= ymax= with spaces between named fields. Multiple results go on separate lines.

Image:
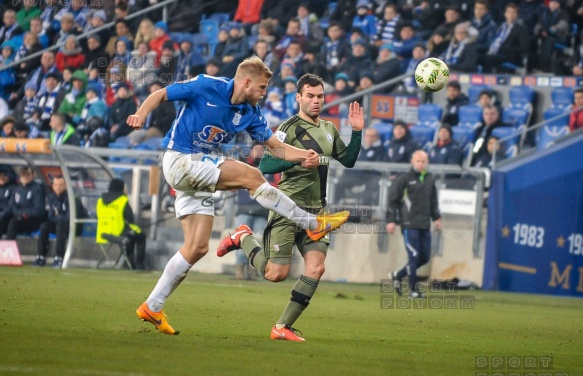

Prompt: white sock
xmin=146 ymin=252 xmax=192 ymax=312
xmin=252 ymin=182 xmax=317 ymax=230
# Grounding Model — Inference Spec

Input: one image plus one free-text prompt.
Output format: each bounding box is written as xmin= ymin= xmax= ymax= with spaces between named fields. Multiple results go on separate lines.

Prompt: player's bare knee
xmin=305 ymin=264 xmax=326 ymax=279
xmin=264 ymin=269 xmax=287 ymax=282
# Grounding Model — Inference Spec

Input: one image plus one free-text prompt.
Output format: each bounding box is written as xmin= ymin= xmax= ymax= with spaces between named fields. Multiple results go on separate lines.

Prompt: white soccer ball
xmin=414 ymin=58 xmax=449 ymax=92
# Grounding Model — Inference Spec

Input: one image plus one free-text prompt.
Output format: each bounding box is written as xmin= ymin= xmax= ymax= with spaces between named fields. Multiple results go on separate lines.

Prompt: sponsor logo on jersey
xmin=326 ymin=133 xmax=333 ymax=143
xmin=198 ymin=125 xmax=228 ymax=143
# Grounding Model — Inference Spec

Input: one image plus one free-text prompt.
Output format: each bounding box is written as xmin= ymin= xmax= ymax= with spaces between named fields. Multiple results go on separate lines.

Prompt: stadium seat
xmin=372 ymin=122 xmax=393 ymax=147
xmin=408 ymin=125 xmax=435 ymax=152
xmin=502 ymin=107 xmax=529 ymax=129
xmin=140 ymin=137 xmax=164 ymax=150
xmin=191 ymin=33 xmax=209 ymax=56
xmin=200 ymin=19 xmax=220 ymax=44
xmin=457 ymin=105 xmax=483 ymax=129
xmin=550 ymin=87 xmax=573 ymax=110
xmin=451 ymin=125 xmax=475 ymax=148
xmin=468 ymin=85 xmax=492 ymax=104
xmin=508 ymin=86 xmax=535 ymax=112
xmin=543 ymin=107 xmax=569 ymax=127
xmin=114 ymin=136 xmax=132 ymax=148
xmin=416 ymin=103 xmax=442 ymax=128
xmin=536 ymin=125 xmax=570 ymax=150
xmin=207 ymin=12 xmax=230 ymax=27
xmin=491 ymin=126 xmax=520 ymax=159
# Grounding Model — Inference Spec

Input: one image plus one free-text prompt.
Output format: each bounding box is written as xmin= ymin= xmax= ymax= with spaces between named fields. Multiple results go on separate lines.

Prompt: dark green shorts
xmin=263 ymin=211 xmax=330 ymax=265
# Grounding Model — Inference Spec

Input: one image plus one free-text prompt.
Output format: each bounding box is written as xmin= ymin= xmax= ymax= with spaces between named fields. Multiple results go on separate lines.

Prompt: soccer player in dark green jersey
xmin=217 ymin=73 xmax=364 ymax=341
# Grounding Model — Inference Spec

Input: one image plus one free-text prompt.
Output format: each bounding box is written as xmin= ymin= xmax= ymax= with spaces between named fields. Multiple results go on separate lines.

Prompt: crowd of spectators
xmin=0 ymin=0 xmax=582 ymax=152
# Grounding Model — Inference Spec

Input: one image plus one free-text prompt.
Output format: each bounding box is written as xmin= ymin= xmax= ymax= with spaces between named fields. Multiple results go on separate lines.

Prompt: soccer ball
xmin=414 ymin=58 xmax=449 ymax=92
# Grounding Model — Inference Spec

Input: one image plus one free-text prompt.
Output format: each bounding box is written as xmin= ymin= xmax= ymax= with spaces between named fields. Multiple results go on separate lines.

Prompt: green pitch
xmin=1 ymin=267 xmax=582 ymax=376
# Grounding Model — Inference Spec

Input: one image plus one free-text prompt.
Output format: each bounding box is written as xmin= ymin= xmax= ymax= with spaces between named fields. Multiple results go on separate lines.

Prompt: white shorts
xmin=162 ymin=150 xmax=226 ymax=218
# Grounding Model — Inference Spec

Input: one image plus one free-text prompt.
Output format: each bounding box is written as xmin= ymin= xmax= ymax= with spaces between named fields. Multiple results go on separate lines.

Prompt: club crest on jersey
xmin=198 ymin=125 xmax=227 ymax=143
xmin=326 ymin=133 xmax=333 ymax=143
xmin=233 ymin=112 xmax=242 ymax=125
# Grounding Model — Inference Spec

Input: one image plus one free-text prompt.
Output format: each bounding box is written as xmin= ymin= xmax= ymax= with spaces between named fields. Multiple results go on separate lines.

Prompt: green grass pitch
xmin=1 ymin=267 xmax=582 ymax=376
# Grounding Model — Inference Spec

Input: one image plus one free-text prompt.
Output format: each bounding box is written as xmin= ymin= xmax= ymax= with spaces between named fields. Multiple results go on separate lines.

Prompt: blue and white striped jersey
xmin=162 ymin=74 xmax=272 ymax=154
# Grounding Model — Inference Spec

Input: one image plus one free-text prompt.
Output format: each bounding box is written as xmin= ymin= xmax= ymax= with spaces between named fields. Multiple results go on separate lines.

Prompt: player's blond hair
xmin=235 ymin=56 xmax=273 ymax=80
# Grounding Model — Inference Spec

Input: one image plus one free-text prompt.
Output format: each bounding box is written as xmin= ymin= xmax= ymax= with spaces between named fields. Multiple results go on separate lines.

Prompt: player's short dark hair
xmin=297 ymin=73 xmax=324 ymax=94
xmin=446 ymin=80 xmax=461 ymax=90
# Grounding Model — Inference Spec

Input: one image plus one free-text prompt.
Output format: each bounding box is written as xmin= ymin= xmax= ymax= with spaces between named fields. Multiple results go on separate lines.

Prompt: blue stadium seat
xmin=408 ymin=125 xmax=435 ymax=152
xmin=114 ymin=136 xmax=132 ymax=148
xmin=537 ymin=125 xmax=570 ymax=150
xmin=491 ymin=126 xmax=520 ymax=159
xmin=200 ymin=19 xmax=220 ymax=44
xmin=416 ymin=104 xmax=442 ymax=128
xmin=457 ymin=105 xmax=483 ymax=129
xmin=508 ymin=86 xmax=535 ymax=112
xmin=372 ymin=122 xmax=393 ymax=147
xmin=451 ymin=125 xmax=475 ymax=148
xmin=468 ymin=85 xmax=492 ymax=104
xmin=550 ymin=87 xmax=573 ymax=110
xmin=207 ymin=12 xmax=230 ymax=27
xmin=140 ymin=137 xmax=164 ymax=150
xmin=502 ymin=107 xmax=530 ymax=129
xmin=543 ymin=107 xmax=569 ymax=127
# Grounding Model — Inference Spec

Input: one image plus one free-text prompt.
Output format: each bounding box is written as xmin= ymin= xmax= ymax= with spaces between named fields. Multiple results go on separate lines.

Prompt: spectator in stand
xmin=234 ymin=0 xmax=263 ymax=35
xmin=330 ymin=0 xmax=358 ymax=32
xmin=392 ymin=22 xmax=422 ymax=60
xmin=403 ymin=43 xmax=427 ymax=93
xmin=40 ymin=0 xmax=58 ymax=39
xmin=262 ymin=87 xmax=287 ymax=130
xmin=259 ymin=0 xmax=301 ymax=33
xmin=387 ymin=120 xmax=419 ymax=163
xmin=283 ymin=76 xmax=298 ymax=118
xmin=53 ymin=13 xmax=79 ymax=46
xmin=13 ymin=32 xmax=42 ymax=85
xmin=220 ymin=22 xmax=250 ymax=78
xmin=533 ymin=0 xmax=570 ymax=72
xmin=106 ymin=19 xmax=134 ymax=57
xmin=359 ymin=126 xmax=386 ymax=161
xmin=280 ymin=39 xmax=304 ymax=74
xmin=296 ymin=3 xmax=324 ymax=47
xmin=55 ymin=35 xmax=85 ymax=72
xmin=0 ymin=9 xmax=23 ymax=46
xmin=374 ymin=4 xmax=401 ymax=46
xmin=61 ymin=67 xmax=74 ymax=93
xmin=442 ymin=80 xmax=469 ymax=126
xmin=0 ymin=166 xmax=16 ymax=239
xmin=82 ymin=116 xmax=110 ymax=148
xmin=176 ymin=35 xmax=205 ymax=82
xmin=352 ymin=0 xmax=377 ymax=40
xmin=105 ymin=56 xmax=130 ymax=106
xmin=35 ymin=72 xmax=65 ymax=131
xmin=441 ymin=22 xmax=478 ymax=73
xmin=3 ymin=166 xmax=46 ymax=241
xmin=127 ymin=41 xmax=158 ymax=99
xmin=253 ymin=39 xmax=279 ymax=74
xmin=11 ymin=51 xmax=58 ymax=106
xmin=52 ymin=0 xmax=89 ymax=34
xmin=134 ymin=18 xmax=155 ymax=48
xmin=472 ymin=105 xmax=507 ymax=161
xmin=0 ymin=97 xmax=8 ymax=120
xmin=58 ymin=69 xmax=87 ymax=126
xmin=49 ymin=112 xmax=80 ymax=146
xmin=356 ymin=71 xmax=375 ymax=100
xmin=569 ymin=88 xmax=583 ymax=132
xmin=83 ymin=35 xmax=110 ymax=77
xmin=256 ymin=19 xmax=277 ymax=47
xmin=336 ymin=38 xmax=374 ymax=88
xmin=213 ymin=24 xmax=229 ymax=62
xmin=270 ymin=59 xmax=296 ymax=92
xmin=113 ymin=1 xmax=139 ymax=33
xmin=0 ymin=41 xmax=17 ymax=100
xmin=14 ymin=120 xmax=40 ymax=139
xmin=373 ymin=43 xmax=401 ymax=93
xmin=13 ymin=81 xmax=39 ymax=126
xmin=321 ymin=21 xmax=351 ymax=77
xmin=411 ymin=0 xmax=441 ymax=40
xmin=109 ymin=83 xmax=137 ymax=140
xmin=273 ymin=18 xmax=308 ymax=61
xmin=77 ymin=84 xmax=107 ymax=132
xmin=204 ymin=57 xmax=222 ymax=77
xmin=128 ymin=81 xmax=176 ymax=146
xmin=470 ymin=0 xmax=497 ymax=62
xmin=30 ymin=17 xmax=49 ymax=48
xmin=84 ymin=10 xmax=110 ymax=46
xmin=483 ymin=3 xmax=529 ymax=73
xmin=0 ymin=116 xmax=16 ymax=137
xmin=156 ymin=41 xmax=178 ymax=85
xmin=299 ymin=47 xmax=329 ymax=83
xmin=519 ymin=0 xmax=545 ymax=37
xmin=16 ymin=0 xmax=41 ymax=32
xmin=34 ymin=175 xmax=86 ymax=268
xmin=426 ymin=26 xmax=450 ymax=58
xmin=324 ymin=72 xmax=354 ymax=117
xmin=429 ymin=124 xmax=463 ymax=166
xmin=436 ymin=6 xmax=463 ymax=40
xmin=472 ymin=135 xmax=505 ymax=168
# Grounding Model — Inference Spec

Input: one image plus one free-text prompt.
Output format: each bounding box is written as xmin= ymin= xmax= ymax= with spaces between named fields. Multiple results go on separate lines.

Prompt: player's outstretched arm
xmin=127 ymin=88 xmax=168 ymax=129
xmin=264 ymin=134 xmax=319 ymax=168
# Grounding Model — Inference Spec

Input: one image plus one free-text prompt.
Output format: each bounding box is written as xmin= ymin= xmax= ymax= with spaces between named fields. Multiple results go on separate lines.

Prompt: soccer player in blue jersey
xmin=128 ymin=56 xmax=349 ymax=335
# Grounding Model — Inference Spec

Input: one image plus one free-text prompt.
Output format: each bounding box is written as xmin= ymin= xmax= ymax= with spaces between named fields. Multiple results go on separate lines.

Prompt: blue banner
xmin=483 ymin=134 xmax=583 ymax=297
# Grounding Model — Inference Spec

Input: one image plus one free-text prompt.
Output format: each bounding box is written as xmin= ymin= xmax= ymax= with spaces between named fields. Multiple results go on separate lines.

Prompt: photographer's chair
xmin=95 ymin=220 xmax=134 ymax=270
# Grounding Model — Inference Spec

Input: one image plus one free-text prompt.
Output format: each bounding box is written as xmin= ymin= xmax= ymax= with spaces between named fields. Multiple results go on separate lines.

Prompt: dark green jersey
xmin=270 ymin=115 xmax=348 ymax=210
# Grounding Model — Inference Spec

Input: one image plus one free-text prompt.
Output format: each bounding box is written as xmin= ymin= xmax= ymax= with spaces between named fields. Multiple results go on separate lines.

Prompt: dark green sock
xmin=277 ymin=275 xmax=319 ymax=327
xmin=241 ymin=235 xmax=268 ymax=276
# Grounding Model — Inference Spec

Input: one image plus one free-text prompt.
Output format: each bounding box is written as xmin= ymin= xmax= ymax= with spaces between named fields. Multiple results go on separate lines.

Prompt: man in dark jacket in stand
xmin=386 ymin=120 xmax=419 ymax=164
xmin=5 ymin=166 xmax=46 ymax=240
xmin=0 ymin=166 xmax=17 ymax=238
xmin=386 ymin=150 xmax=442 ymax=298
xmin=34 ymin=175 xmax=87 ymax=268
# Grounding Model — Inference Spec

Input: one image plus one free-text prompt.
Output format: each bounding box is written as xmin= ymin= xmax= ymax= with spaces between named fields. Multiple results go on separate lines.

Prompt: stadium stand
xmin=457 ymin=104 xmax=483 ymax=130
xmin=550 ymin=87 xmax=574 ymax=110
